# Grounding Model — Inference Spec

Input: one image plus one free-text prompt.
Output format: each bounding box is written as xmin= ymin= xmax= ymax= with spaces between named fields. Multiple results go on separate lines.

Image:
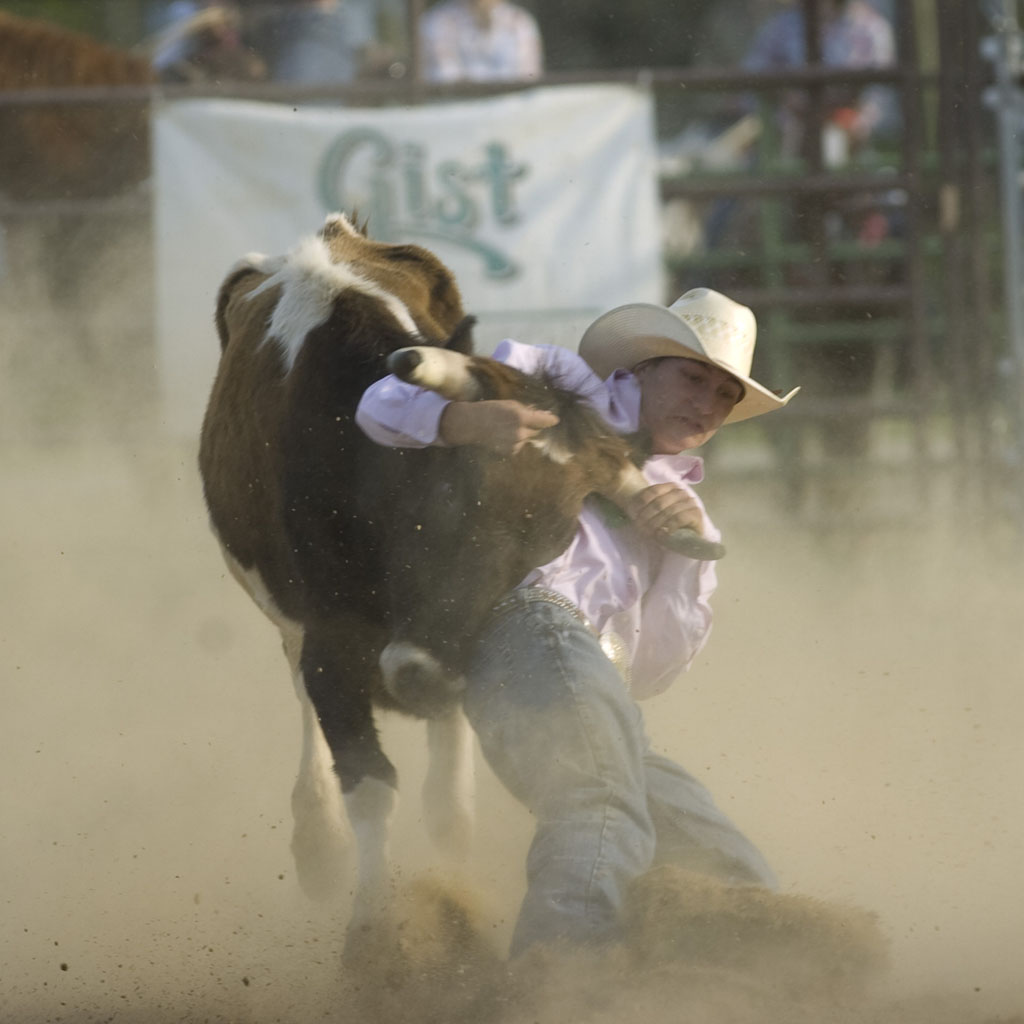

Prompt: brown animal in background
xmin=0 ymin=11 xmax=154 ymax=202
xmin=0 ymin=13 xmax=157 ymax=438
xmin=199 ymin=213 xmax=713 ymax=945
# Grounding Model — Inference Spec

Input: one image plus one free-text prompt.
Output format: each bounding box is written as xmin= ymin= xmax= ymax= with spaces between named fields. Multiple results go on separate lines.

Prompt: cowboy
xmin=356 ymin=288 xmax=799 ymax=956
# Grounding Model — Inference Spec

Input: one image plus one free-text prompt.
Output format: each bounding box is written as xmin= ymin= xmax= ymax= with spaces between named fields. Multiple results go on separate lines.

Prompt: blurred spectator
xmin=149 ymin=1 xmax=265 ymax=83
xmin=245 ymin=0 xmax=380 ymax=83
xmin=692 ymin=1 xmax=902 ymax=274
xmin=743 ymin=0 xmax=898 ymax=163
xmin=420 ymin=0 xmax=543 ymax=83
xmin=148 ymin=0 xmax=204 ymax=34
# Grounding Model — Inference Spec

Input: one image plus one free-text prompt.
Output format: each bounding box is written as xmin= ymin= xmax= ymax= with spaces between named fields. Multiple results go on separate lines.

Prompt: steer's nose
xmin=379 ymin=641 xmax=465 ymax=718
xmin=387 ymin=348 xmax=422 ymax=380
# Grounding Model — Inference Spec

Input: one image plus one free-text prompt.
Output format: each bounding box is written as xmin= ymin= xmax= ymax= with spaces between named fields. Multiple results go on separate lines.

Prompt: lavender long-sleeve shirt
xmin=355 ymin=340 xmax=719 ymax=699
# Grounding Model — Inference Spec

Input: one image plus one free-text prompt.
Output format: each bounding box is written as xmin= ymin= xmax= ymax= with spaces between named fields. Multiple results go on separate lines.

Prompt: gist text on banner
xmin=153 ymin=85 xmax=662 ymax=435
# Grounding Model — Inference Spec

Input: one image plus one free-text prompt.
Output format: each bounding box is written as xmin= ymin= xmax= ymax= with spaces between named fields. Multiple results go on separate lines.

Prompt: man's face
xmin=635 ymin=356 xmax=744 ymax=454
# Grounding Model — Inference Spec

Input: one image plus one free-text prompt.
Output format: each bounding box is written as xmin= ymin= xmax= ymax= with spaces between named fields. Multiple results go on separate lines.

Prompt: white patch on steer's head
xmin=247 ymin=234 xmax=423 ymax=372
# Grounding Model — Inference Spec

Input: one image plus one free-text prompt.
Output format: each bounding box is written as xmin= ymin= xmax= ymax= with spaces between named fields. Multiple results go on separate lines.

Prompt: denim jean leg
xmin=465 ymin=601 xmax=657 ymax=956
xmin=644 ymin=751 xmax=778 ymax=888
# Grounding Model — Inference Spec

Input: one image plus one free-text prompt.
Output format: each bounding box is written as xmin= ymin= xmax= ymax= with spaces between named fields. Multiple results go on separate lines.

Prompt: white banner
xmin=153 ymin=85 xmax=663 ymax=435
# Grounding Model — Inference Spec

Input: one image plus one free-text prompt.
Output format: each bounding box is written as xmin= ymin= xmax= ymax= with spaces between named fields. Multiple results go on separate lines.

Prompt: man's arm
xmin=631 ymin=554 xmax=718 ymax=700
xmin=439 ymin=400 xmax=559 ymax=453
xmin=354 ymin=373 xmax=449 ymax=448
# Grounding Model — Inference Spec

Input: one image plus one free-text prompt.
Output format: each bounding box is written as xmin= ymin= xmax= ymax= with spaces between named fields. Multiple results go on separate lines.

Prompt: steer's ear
xmin=214 ymin=266 xmax=262 ymax=352
xmin=443 ymin=315 xmax=477 ymax=355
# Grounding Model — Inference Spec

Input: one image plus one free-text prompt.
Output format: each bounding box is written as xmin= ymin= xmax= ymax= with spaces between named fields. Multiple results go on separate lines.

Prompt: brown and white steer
xmin=198 ymin=213 xmax=719 ymax=941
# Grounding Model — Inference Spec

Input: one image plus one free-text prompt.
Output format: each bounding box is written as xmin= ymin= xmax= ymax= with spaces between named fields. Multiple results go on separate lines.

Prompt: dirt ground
xmin=1 ymin=425 xmax=1021 ymax=1024
xmin=1 ymin=238 xmax=1023 ymax=1024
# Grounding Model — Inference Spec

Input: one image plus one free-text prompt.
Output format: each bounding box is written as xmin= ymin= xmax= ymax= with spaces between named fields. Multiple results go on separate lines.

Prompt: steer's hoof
xmin=661 ymin=527 xmax=726 ymax=561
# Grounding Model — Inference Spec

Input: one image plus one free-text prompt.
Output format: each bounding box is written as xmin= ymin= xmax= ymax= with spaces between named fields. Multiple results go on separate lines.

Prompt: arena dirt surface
xmin=1 ymin=422 xmax=1022 ymax=1024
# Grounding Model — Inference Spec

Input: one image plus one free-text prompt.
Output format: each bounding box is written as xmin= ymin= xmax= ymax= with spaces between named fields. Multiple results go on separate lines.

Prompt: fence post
xmin=982 ymin=0 xmax=1024 ymax=528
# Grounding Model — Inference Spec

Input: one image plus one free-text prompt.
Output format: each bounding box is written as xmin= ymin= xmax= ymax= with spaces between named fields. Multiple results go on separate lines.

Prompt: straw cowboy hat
xmin=579 ymin=288 xmax=799 ymax=425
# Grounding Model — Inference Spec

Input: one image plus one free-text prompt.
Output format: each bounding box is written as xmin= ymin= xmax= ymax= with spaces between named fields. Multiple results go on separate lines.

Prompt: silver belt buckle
xmin=598 ymin=630 xmax=632 ymax=690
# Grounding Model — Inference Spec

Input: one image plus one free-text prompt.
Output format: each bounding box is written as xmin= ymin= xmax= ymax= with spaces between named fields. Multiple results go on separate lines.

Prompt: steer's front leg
xmin=386 ymin=345 xmax=725 ymax=560
xmin=298 ymin=626 xmax=399 ymax=952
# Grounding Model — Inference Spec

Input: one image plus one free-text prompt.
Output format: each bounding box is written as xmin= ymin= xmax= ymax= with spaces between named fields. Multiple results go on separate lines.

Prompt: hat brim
xmin=579 ymin=303 xmax=799 ymax=425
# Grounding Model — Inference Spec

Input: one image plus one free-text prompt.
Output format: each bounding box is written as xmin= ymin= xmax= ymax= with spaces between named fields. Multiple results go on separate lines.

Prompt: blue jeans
xmin=465 ymin=592 xmax=777 ymax=957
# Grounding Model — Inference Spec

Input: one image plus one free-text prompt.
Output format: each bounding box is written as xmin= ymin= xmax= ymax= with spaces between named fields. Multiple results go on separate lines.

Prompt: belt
xmin=489 ymin=586 xmax=633 ymax=689
xmin=490 ymin=586 xmax=592 ymax=629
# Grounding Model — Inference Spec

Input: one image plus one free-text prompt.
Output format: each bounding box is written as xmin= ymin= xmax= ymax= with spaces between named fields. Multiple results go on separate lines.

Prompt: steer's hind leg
xmin=290 ymin=680 xmax=351 ymax=902
xmin=299 ymin=627 xmax=398 ymax=937
xmin=422 ymin=709 xmax=475 ymax=861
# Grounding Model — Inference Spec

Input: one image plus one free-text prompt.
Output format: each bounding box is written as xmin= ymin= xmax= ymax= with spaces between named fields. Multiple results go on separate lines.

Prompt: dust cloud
xmin=1 ymin=229 xmax=1022 ymax=1023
